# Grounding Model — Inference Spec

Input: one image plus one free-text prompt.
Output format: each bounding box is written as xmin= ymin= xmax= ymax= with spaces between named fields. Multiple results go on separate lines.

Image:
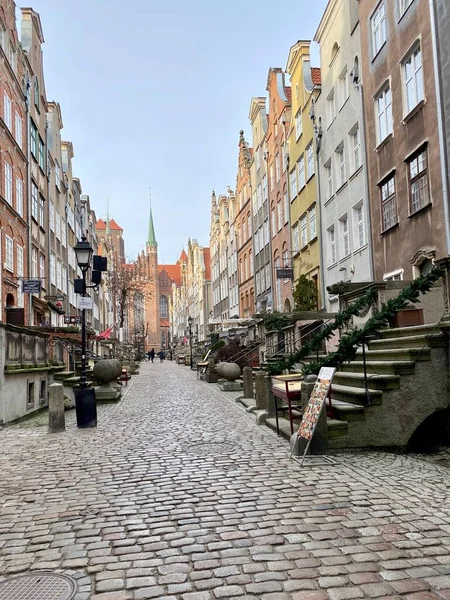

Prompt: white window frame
xmin=4 ymin=161 xmax=12 ymax=205
xmin=31 ymin=247 xmax=38 ymax=278
xmin=3 ymin=93 xmax=11 ymax=130
xmin=16 ymin=244 xmax=24 ymax=307
xmin=327 ymin=88 xmax=336 ymax=126
xmin=309 ymin=205 xmax=317 ymax=240
xmin=375 ymin=85 xmax=393 ymax=144
xmin=325 ymin=161 xmax=333 ymax=199
xmin=328 ymin=225 xmax=337 ymax=265
xmin=283 ymin=190 xmax=289 ymax=225
xmin=350 ymin=125 xmax=361 ymax=172
xmin=336 ymin=145 xmax=346 ymax=188
xmin=292 ymin=223 xmax=299 ymax=253
xmin=306 ymin=142 xmax=314 ymax=180
xmin=400 ymin=0 xmax=414 ymax=16
xmin=353 ymin=201 xmax=366 ymax=249
xmin=5 ymin=234 xmax=13 ymax=272
xmin=275 ymin=153 xmax=280 ymax=183
xmin=277 ymin=202 xmax=283 ymax=232
xmin=340 ymin=215 xmax=350 ymax=258
xmin=16 ymin=177 xmax=23 ymax=217
xmin=295 ymin=109 xmax=303 ymax=140
xmin=298 ymin=155 xmax=305 ymax=190
xmin=290 ymin=167 xmax=297 ymax=198
xmin=403 ymin=45 xmax=424 ymax=116
xmin=338 ymin=65 xmax=349 ymax=108
xmin=300 ymin=214 xmax=308 ymax=248
xmin=371 ymin=1 xmax=386 ymax=58
xmin=14 ymin=112 xmax=22 ymax=148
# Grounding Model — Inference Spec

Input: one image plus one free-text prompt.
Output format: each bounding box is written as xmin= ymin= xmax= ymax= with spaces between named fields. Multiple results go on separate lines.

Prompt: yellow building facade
xmin=286 ymin=41 xmax=322 ymax=307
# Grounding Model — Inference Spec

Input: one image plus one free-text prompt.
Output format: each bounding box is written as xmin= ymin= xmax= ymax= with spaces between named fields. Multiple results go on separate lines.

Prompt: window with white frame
xmin=309 ymin=205 xmax=316 ymax=240
xmin=384 ymin=270 xmax=403 ymax=281
xmin=295 ymin=110 xmax=302 ymax=140
xmin=336 ymin=145 xmax=346 ymax=188
xmin=293 ymin=223 xmax=299 ymax=253
xmin=61 ymin=220 xmax=67 ymax=247
xmin=328 ymin=225 xmax=337 ymax=264
xmin=338 ymin=66 xmax=349 ymax=108
xmin=403 ymin=45 xmax=424 ymax=115
xmin=55 ymin=162 xmax=61 ymax=190
xmin=271 ymin=208 xmax=277 ymax=238
xmin=408 ymin=147 xmax=429 ymax=214
xmin=39 ymin=255 xmax=45 ymax=281
xmin=306 ymin=142 xmax=314 ymax=179
xmin=3 ymin=93 xmax=11 ymax=130
xmin=31 ymin=247 xmax=38 ymax=278
xmin=283 ymin=190 xmax=289 ymax=225
xmin=16 ymin=177 xmax=23 ymax=217
xmin=14 ymin=112 xmax=22 ymax=148
xmin=17 ymin=244 xmax=24 ymax=307
xmin=281 ymin=144 xmax=286 ymax=172
xmin=340 ymin=215 xmax=350 ymax=257
xmin=56 ymin=260 xmax=62 ymax=290
xmin=49 ymin=201 xmax=55 ymax=232
xmin=375 ymin=85 xmax=393 ymax=143
xmin=275 ymin=153 xmax=280 ymax=183
xmin=277 ymin=202 xmax=282 ymax=232
xmin=5 ymin=235 xmax=13 ymax=271
xmin=327 ymin=88 xmax=336 ymax=125
xmin=39 ymin=196 xmax=44 ymax=228
xmin=290 ymin=167 xmax=297 ymax=198
xmin=31 ymin=182 xmax=38 ymax=221
xmin=351 ymin=125 xmax=361 ymax=172
xmin=270 ymin=164 xmax=274 ymax=190
xmin=325 ymin=161 xmax=333 ymax=199
xmin=50 ymin=252 xmax=56 ymax=285
xmin=298 ymin=155 xmax=305 ymax=189
xmin=300 ymin=214 xmax=308 ymax=247
xmin=262 ymin=174 xmax=267 ymax=202
xmin=400 ymin=0 xmax=414 ymax=15
xmin=4 ymin=161 xmax=12 ymax=204
xmin=371 ymin=1 xmax=386 ymax=58
xmin=55 ymin=211 xmax=61 ymax=239
xmin=354 ymin=203 xmax=366 ymax=248
xmin=380 ymin=175 xmax=397 ymax=231
xmin=263 ymin=219 xmax=269 ymax=246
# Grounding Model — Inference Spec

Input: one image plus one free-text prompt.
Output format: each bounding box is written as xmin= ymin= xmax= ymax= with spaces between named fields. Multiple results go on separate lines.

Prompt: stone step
xmin=355 ymin=347 xmax=431 ymax=362
xmin=368 ymin=333 xmax=446 ymax=351
xmin=331 ymin=400 xmax=365 ymax=422
xmin=339 ymin=360 xmax=415 ymax=375
xmin=53 ymin=371 xmax=75 ymax=381
xmin=331 ymin=383 xmax=382 ymax=406
xmin=265 ymin=415 xmax=349 ymax=440
xmin=379 ymin=323 xmax=440 ymax=339
xmin=334 ymin=371 xmax=400 ymax=391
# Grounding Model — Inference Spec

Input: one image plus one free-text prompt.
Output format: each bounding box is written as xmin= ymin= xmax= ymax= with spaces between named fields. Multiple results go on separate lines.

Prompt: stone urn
xmin=93 ymin=359 xmax=122 ymax=402
xmin=216 ymin=362 xmax=241 ymax=382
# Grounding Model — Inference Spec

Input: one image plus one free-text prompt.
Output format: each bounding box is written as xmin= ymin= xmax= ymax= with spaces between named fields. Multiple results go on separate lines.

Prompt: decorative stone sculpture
xmin=93 ymin=359 xmax=123 ymax=402
xmin=216 ymin=362 xmax=242 ymax=391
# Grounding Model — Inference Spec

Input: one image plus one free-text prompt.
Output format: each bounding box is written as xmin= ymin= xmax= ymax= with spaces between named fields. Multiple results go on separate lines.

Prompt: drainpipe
xmin=359 ymin=82 xmax=375 ymax=281
xmin=315 ymin=134 xmax=326 ymax=310
xmin=25 ymin=77 xmax=32 ymax=325
xmin=429 ymin=0 xmax=450 ymax=256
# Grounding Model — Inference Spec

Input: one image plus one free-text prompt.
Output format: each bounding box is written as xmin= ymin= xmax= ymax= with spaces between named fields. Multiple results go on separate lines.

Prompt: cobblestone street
xmin=1 ymin=362 xmax=450 ymax=600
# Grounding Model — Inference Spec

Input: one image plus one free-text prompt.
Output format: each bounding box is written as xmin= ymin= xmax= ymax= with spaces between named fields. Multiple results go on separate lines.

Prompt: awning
xmin=98 ymin=325 xmax=114 ymax=340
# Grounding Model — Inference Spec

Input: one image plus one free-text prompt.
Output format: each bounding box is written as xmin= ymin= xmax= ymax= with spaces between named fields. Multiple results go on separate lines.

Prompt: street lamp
xmin=74 ymin=236 xmax=96 ymax=428
xmin=188 ymin=315 xmax=193 ymax=370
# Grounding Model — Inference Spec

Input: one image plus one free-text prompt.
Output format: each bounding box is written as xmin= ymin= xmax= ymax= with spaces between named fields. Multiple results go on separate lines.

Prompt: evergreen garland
xmin=270 ymin=267 xmax=444 ymax=376
xmin=267 ymin=285 xmax=378 ymax=374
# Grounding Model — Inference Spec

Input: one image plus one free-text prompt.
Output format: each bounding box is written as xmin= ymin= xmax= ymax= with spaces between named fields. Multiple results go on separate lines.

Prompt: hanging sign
xmin=77 ymin=296 xmax=93 ymax=310
xmin=22 ymin=279 xmax=41 ymax=293
xmin=276 ymin=268 xmax=294 ymax=279
xmin=64 ymin=316 xmax=81 ymax=325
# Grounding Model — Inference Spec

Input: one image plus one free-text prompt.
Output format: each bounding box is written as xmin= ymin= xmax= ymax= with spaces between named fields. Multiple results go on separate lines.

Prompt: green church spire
xmin=147 ymin=188 xmax=157 ymax=248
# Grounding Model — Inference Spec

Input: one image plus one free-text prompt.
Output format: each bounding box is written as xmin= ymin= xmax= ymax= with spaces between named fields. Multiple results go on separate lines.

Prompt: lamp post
xmin=74 ymin=236 xmax=97 ymax=428
xmin=188 ymin=315 xmax=193 ymax=370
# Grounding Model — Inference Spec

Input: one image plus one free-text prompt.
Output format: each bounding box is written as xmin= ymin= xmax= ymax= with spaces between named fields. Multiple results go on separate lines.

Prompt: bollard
xmin=255 ymin=371 xmax=266 ymax=410
xmin=49 ymin=383 xmax=65 ymax=433
xmin=264 ymin=374 xmax=275 ymax=417
xmin=242 ymin=366 xmax=253 ymax=399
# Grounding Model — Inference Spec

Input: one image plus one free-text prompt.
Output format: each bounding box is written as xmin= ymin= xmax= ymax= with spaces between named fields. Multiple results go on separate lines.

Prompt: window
xmin=31 ymin=182 xmax=38 ymax=221
xmin=298 ymin=155 xmax=305 ymax=189
xmin=306 ymin=143 xmax=314 ymax=179
xmin=400 ymin=0 xmax=414 ymax=14
xmin=295 ymin=110 xmax=302 ymax=139
xmin=327 ymin=88 xmax=337 ymax=125
xmin=371 ymin=2 xmax=386 ymax=57
xmin=49 ymin=202 xmax=55 ymax=232
xmin=30 ymin=121 xmax=37 ymax=157
xmin=256 ymin=147 xmax=261 ymax=171
xmin=7 ymin=42 xmax=16 ymax=71
xmin=16 ymin=177 xmax=23 ymax=216
xmin=5 ymin=235 xmax=13 ymax=271
xmin=354 ymin=204 xmax=366 ymax=248
xmin=17 ymin=245 xmax=24 ymax=307
xmin=384 ymin=270 xmax=403 ymax=281
xmin=403 ymin=46 xmax=424 ymax=115
xmin=34 ymin=78 xmax=40 ymax=109
xmin=281 ymin=144 xmax=286 ymax=172
xmin=39 ymin=196 xmax=45 ymax=227
xmin=38 ymin=138 xmax=45 ymax=171
xmin=55 ymin=162 xmax=61 ymax=190
xmin=14 ymin=112 xmax=22 ymax=148
xmin=340 ymin=216 xmax=350 ymax=257
xmin=277 ymin=202 xmax=282 ymax=232
xmin=275 ymin=154 xmax=280 ymax=182
xmin=338 ymin=66 xmax=349 ymax=107
xmin=352 ymin=126 xmax=361 ymax=171
xmin=376 ymin=85 xmax=393 ymax=143
xmin=262 ymin=174 xmax=267 ymax=202
xmin=32 ymin=247 xmax=38 ymax=278
xmin=39 ymin=380 xmax=46 ymax=406
xmin=408 ymin=148 xmax=429 ymax=213
xmin=160 ymin=295 xmax=168 ymax=319
xmin=4 ymin=162 xmax=12 ymax=204
xmin=50 ymin=253 xmax=56 ymax=285
xmin=293 ymin=223 xmax=299 ymax=253
xmin=283 ymin=190 xmax=289 ymax=225
xmin=325 ymin=161 xmax=333 ymax=199
xmin=300 ymin=214 xmax=308 ymax=247
xmin=336 ymin=145 xmax=346 ymax=187
xmin=3 ymin=93 xmax=11 ymax=130
xmin=27 ymin=381 xmax=35 ymax=408
xmin=309 ymin=206 xmax=316 ymax=240
xmin=270 ymin=164 xmax=274 ymax=191
xmin=56 ymin=260 xmax=62 ymax=290
xmin=40 ymin=255 xmax=45 ymax=281
xmin=329 ymin=226 xmax=337 ymax=264
xmin=380 ymin=175 xmax=397 ymax=231
xmin=271 ymin=207 xmax=277 ymax=237
xmin=290 ymin=167 xmax=297 ymax=198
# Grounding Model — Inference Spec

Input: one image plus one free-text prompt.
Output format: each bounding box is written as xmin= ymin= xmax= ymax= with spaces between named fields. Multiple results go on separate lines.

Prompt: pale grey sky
xmin=21 ymin=0 xmax=327 ymax=263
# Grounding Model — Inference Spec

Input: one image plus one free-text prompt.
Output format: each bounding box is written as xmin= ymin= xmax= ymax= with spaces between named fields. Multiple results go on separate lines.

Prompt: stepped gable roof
xmin=96 ymin=218 xmax=123 ymax=231
xmin=159 ymin=263 xmax=182 ymax=287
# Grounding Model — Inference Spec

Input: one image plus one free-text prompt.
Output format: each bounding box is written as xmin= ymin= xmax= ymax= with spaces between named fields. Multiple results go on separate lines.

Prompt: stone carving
xmin=216 ymin=362 xmax=241 ymax=382
xmin=93 ymin=359 xmax=122 ymax=402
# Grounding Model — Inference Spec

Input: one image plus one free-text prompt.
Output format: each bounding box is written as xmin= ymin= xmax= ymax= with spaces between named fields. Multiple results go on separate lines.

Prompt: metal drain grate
xmin=185 ymin=441 xmax=236 ymax=455
xmin=0 ymin=572 xmax=76 ymax=600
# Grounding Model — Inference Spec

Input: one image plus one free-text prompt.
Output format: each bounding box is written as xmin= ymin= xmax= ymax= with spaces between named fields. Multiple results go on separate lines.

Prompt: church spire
xmin=147 ymin=188 xmax=157 ymax=248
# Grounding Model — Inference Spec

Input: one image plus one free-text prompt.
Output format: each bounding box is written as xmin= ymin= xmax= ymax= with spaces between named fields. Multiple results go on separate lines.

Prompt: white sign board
xmin=77 ymin=296 xmax=93 ymax=310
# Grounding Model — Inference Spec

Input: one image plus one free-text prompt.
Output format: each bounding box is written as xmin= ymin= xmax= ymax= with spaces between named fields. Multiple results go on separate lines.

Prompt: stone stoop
xmin=328 ymin=323 xmax=449 ymax=450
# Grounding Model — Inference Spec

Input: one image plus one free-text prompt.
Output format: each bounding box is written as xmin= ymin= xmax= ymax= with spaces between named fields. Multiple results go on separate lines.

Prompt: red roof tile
xmin=95 ymin=218 xmax=123 ymax=231
xmin=285 ymin=86 xmax=292 ymax=101
xmin=203 ymin=248 xmax=211 ymax=280
xmin=159 ymin=264 xmax=182 ymax=287
xmin=179 ymin=249 xmax=188 ymax=262
xmin=311 ymin=68 xmax=321 ymax=86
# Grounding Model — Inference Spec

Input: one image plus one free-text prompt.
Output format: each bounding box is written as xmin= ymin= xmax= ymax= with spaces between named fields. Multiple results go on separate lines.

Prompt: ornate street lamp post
xmin=188 ymin=315 xmax=193 ymax=370
xmin=74 ymin=236 xmax=96 ymax=428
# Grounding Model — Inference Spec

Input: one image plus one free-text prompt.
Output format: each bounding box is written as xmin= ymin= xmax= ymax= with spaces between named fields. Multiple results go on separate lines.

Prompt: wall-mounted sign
xmin=77 ymin=296 xmax=93 ymax=310
xmin=64 ymin=316 xmax=81 ymax=325
xmin=22 ymin=279 xmax=41 ymax=293
xmin=44 ymin=294 xmax=65 ymax=302
xmin=276 ymin=268 xmax=294 ymax=279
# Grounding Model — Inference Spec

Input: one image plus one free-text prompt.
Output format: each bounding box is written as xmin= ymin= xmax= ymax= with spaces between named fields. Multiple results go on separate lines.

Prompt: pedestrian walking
xmin=149 ymin=348 xmax=155 ymax=363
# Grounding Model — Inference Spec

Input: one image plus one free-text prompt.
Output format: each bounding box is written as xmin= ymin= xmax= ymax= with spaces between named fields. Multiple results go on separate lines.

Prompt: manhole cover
xmin=0 ymin=572 xmax=76 ymax=600
xmin=185 ymin=442 xmax=235 ymax=455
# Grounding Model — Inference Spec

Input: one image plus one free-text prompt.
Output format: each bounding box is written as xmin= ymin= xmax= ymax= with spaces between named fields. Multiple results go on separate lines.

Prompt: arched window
xmin=331 ymin=42 xmax=340 ymax=64
xmin=160 ymin=295 xmax=168 ymax=318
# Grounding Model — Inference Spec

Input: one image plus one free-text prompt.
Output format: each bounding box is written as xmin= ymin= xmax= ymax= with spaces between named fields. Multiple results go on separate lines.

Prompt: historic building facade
xmin=315 ymin=0 xmax=373 ymax=312
xmin=210 ymin=191 xmax=230 ymax=320
xmin=227 ymin=189 xmax=239 ymax=318
xmin=286 ymin=42 xmax=322 ymax=307
xmin=249 ymin=97 xmax=272 ymax=313
xmin=266 ymin=68 xmax=293 ymax=313
xmin=359 ymin=0 xmax=447 ymax=280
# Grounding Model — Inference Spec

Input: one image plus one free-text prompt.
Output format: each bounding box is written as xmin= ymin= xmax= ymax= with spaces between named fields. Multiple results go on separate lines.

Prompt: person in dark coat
xmin=149 ymin=348 xmax=155 ymax=363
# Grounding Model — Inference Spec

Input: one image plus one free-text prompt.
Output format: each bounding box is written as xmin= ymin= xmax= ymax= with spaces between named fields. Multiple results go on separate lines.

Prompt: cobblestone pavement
xmin=1 ymin=362 xmax=450 ymax=600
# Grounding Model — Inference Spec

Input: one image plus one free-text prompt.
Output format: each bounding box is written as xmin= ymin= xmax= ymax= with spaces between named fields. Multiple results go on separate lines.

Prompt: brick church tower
xmin=143 ymin=199 xmax=160 ymax=350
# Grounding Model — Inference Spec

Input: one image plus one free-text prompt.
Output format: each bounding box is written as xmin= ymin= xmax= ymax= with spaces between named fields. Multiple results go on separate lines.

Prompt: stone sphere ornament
xmin=216 ymin=362 xmax=241 ymax=381
xmin=93 ymin=359 xmax=121 ymax=384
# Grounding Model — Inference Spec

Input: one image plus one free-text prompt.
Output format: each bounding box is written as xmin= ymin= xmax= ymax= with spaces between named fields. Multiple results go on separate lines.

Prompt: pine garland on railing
xmin=299 ymin=267 xmax=444 ymax=376
xmin=267 ymin=285 xmax=378 ymax=375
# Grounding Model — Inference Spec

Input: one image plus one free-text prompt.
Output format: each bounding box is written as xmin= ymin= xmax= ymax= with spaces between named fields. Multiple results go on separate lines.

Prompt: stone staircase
xmin=325 ymin=323 xmax=449 ymax=449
